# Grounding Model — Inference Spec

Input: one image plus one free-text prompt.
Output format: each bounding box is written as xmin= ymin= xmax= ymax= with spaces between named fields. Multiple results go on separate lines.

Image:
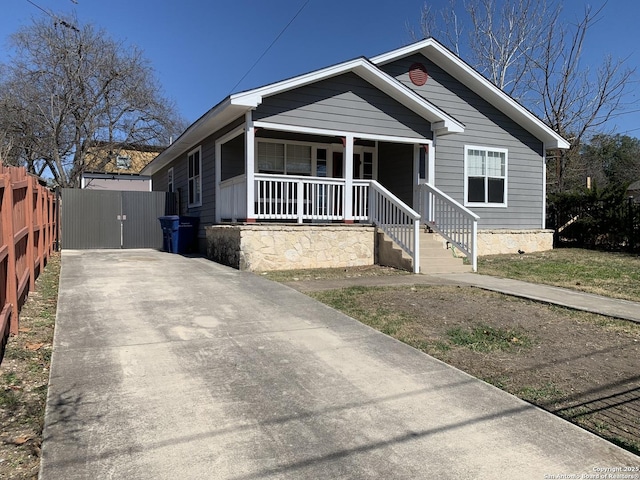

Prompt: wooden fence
xmin=1 ymin=165 xmax=57 ymax=362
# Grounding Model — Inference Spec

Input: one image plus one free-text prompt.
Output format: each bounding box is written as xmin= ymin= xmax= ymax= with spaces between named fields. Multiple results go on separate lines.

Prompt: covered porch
xmin=214 ymin=116 xmax=478 ymax=272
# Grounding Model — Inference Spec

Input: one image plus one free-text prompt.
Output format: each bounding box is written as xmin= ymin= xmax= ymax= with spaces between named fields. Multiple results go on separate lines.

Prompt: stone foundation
xmin=476 ymin=229 xmax=554 ymax=256
xmin=206 ymin=224 xmax=375 ymax=271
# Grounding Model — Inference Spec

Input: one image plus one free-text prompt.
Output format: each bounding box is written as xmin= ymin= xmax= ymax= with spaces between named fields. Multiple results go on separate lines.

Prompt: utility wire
xmin=25 ymin=0 xmax=79 ymax=30
xmin=229 ymin=0 xmax=311 ymax=95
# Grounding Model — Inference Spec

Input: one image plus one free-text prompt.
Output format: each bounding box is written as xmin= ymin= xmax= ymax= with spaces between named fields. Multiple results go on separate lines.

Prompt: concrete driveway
xmin=40 ymin=250 xmax=639 ymax=479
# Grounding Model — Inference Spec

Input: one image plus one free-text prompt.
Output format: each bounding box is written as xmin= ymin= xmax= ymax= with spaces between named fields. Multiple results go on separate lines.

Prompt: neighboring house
xmin=80 ymin=172 xmax=152 ymax=192
xmin=141 ymin=38 xmax=569 ymax=273
xmin=81 ymin=143 xmax=164 ymax=191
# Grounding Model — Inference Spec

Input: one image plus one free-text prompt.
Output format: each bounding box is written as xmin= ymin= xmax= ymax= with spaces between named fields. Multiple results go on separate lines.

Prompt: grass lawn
xmin=267 ymin=248 xmax=640 ymax=455
xmin=478 ymin=248 xmax=640 ymax=302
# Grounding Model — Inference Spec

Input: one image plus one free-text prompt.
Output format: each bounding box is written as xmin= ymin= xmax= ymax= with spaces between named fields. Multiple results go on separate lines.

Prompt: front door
xmin=332 ymin=146 xmax=376 ymax=179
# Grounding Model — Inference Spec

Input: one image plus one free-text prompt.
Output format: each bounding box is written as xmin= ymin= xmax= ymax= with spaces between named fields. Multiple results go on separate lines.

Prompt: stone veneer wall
xmin=476 ymin=229 xmax=554 ymax=256
xmin=206 ymin=224 xmax=375 ymax=271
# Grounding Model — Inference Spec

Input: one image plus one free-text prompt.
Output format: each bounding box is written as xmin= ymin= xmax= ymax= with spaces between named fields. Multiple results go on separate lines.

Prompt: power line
xmin=25 ymin=0 xmax=79 ymax=30
xmin=229 ymin=0 xmax=311 ymax=95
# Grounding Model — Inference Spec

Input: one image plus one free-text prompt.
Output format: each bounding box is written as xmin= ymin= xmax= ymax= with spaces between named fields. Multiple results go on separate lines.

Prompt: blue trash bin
xmin=176 ymin=216 xmax=199 ymax=254
xmin=158 ymin=215 xmax=179 ymax=253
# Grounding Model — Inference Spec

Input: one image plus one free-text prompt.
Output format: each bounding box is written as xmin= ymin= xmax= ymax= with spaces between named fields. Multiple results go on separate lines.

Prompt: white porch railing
xmin=368 ymin=181 xmax=421 ymax=273
xmin=221 ymin=173 xmax=481 ymax=275
xmin=418 ymin=182 xmax=479 ymax=271
xmin=253 ymin=173 xmax=347 ymax=222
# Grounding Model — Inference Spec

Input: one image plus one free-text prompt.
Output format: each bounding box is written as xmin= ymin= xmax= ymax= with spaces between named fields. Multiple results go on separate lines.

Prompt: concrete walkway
xmin=286 ymin=272 xmax=640 ymax=324
xmin=40 ymin=250 xmax=639 ymax=479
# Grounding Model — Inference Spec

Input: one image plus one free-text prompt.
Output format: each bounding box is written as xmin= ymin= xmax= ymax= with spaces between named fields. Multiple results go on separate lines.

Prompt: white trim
xmin=215 ymin=124 xmax=246 ymax=223
xmin=231 ymin=59 xmax=464 ymax=135
xmin=371 ymin=38 xmax=569 ymax=150
xmin=245 ymin=111 xmax=255 ymax=219
xmin=253 ymin=121 xmax=430 ymax=145
xmin=542 ymin=150 xmax=547 ymax=229
xmin=187 ymin=146 xmax=203 ymax=208
xmin=463 ymin=145 xmax=508 ymax=208
xmin=254 ymin=137 xmax=379 ymax=180
xmin=428 ymin=138 xmax=435 ymax=185
xmin=344 ymin=135 xmax=354 ymax=220
xmin=217 ymin=125 xmax=245 ymax=146
xmin=167 ymin=167 xmax=174 ymax=193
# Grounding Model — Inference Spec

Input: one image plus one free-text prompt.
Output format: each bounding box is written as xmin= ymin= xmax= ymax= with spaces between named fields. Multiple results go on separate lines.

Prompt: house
xmin=141 ymin=38 xmax=569 ymax=273
xmin=81 ymin=143 xmax=165 ymax=191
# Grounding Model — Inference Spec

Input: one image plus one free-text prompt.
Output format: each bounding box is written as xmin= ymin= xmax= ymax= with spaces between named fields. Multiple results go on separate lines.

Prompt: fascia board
xmin=373 ymin=39 xmax=570 ymax=149
xmin=142 ymin=98 xmax=247 ymax=176
xmin=230 ymin=57 xmax=464 ymax=134
xmin=230 ymin=59 xmax=367 ymax=107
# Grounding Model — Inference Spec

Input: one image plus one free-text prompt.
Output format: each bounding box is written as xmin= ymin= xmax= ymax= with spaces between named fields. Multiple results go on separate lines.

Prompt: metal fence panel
xmin=61 ymin=189 xmax=173 ymax=249
xmin=122 ymin=191 xmax=172 ymax=249
xmin=62 ymin=189 xmax=121 ymax=249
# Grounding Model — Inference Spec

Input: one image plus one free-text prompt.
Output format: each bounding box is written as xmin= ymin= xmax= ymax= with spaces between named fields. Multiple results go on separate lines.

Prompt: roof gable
xmin=372 ymin=38 xmax=570 ymax=150
xmin=231 ymin=57 xmax=463 ymax=135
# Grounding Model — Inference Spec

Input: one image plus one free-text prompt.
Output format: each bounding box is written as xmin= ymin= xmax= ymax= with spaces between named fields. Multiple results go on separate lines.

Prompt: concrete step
xmin=418 ymin=231 xmax=472 ymax=274
xmin=376 ymin=229 xmax=472 ymax=274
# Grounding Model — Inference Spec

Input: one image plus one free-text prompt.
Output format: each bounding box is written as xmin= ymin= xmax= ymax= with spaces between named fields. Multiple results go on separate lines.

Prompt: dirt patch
xmin=310 ymin=284 xmax=640 ymax=454
xmin=0 ymin=253 xmax=60 ymax=479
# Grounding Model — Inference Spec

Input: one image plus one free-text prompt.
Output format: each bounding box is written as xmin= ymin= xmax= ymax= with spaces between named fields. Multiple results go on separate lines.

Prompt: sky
xmin=2 ymin=0 xmax=640 ymax=137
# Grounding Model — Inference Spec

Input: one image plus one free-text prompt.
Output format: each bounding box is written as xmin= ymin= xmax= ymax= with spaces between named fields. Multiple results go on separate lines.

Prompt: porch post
xmin=245 ymin=111 xmax=256 ymax=222
xmin=428 ymin=137 xmax=435 ymax=185
xmin=344 ymin=134 xmax=354 ymax=222
xmin=215 ymin=139 xmax=222 ymax=223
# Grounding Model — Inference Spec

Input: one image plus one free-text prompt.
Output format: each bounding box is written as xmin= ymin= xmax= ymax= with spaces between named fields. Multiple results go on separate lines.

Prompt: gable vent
xmin=409 ymin=63 xmax=428 ymax=86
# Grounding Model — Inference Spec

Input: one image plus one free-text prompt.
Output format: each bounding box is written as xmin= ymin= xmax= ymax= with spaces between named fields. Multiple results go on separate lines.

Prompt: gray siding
xmin=151 ymin=116 xmax=245 ymax=251
xmin=254 ymin=72 xmax=433 ymax=140
xmin=381 ymin=55 xmax=545 ymax=229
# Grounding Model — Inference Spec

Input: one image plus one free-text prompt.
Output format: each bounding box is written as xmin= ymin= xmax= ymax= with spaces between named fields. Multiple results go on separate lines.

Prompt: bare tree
xmin=0 ymin=15 xmax=186 ymax=187
xmin=413 ymin=1 xmax=636 ymax=192
xmin=529 ymin=4 xmax=635 ymax=191
xmin=415 ymin=0 xmax=555 ymax=99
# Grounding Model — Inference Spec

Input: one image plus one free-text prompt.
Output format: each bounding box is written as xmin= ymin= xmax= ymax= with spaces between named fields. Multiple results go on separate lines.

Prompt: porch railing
xmin=221 ymin=173 xmax=479 ymax=274
xmin=368 ymin=181 xmax=421 ymax=273
xmin=253 ymin=173 xmax=347 ymax=222
xmin=417 ymin=182 xmax=479 ymax=271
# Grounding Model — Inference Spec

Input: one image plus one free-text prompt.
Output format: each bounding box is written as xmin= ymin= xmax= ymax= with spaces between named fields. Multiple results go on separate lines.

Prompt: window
xmin=465 ymin=146 xmax=507 ymax=206
xmin=188 ymin=147 xmax=202 ymax=207
xmin=257 ymin=141 xmax=311 ymax=175
xmin=167 ymin=167 xmax=174 ymax=193
xmin=116 ymin=155 xmax=131 ymax=169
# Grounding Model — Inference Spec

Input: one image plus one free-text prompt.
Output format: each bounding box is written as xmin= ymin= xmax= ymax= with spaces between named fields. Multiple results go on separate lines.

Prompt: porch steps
xmin=376 ymin=230 xmax=472 ymax=274
xmin=418 ymin=231 xmax=472 ymax=274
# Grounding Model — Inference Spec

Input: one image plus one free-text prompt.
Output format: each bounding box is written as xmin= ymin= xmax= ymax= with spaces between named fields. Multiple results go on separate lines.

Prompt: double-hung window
xmin=167 ymin=167 xmax=174 ymax=193
xmin=465 ymin=146 xmax=507 ymax=207
xmin=188 ymin=147 xmax=202 ymax=207
xmin=257 ymin=141 xmax=312 ymax=175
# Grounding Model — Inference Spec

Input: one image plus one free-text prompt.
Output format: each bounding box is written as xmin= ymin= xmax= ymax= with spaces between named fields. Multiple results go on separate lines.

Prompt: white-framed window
xmin=188 ymin=146 xmax=202 ymax=207
xmin=116 ymin=155 xmax=131 ymax=169
xmin=257 ymin=140 xmax=311 ymax=175
xmin=167 ymin=167 xmax=174 ymax=193
xmin=464 ymin=145 xmax=507 ymax=207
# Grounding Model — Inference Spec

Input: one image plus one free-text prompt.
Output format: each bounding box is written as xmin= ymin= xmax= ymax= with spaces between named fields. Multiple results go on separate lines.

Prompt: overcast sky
xmin=2 ymin=0 xmax=640 ymax=136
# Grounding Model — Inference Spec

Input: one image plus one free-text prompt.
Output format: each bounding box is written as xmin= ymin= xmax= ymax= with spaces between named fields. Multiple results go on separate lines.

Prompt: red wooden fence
xmin=0 ymin=165 xmax=57 ymax=361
